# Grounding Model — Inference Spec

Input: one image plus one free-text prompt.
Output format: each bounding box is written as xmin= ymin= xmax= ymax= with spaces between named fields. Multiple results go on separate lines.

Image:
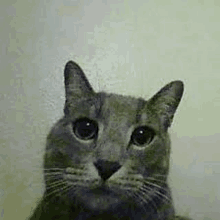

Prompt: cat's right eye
xmin=72 ymin=117 xmax=98 ymax=140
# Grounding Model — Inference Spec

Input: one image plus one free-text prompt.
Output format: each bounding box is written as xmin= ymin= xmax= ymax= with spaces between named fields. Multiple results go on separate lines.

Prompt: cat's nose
xmin=94 ymin=159 xmax=121 ymax=181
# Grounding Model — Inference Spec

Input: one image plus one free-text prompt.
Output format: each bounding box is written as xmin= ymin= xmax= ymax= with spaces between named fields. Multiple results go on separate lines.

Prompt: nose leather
xmin=94 ymin=159 xmax=121 ymax=181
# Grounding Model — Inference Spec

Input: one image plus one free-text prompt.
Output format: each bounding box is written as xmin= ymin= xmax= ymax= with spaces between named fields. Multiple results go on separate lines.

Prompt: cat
xmin=29 ymin=61 xmax=191 ymax=220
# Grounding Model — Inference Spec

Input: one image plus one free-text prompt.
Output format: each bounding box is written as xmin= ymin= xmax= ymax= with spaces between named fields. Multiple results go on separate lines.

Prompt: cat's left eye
xmin=72 ymin=118 xmax=98 ymax=140
xmin=131 ymin=126 xmax=155 ymax=146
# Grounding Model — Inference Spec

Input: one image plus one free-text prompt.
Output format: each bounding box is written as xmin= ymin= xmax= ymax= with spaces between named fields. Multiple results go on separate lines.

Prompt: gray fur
xmin=29 ymin=61 xmax=191 ymax=220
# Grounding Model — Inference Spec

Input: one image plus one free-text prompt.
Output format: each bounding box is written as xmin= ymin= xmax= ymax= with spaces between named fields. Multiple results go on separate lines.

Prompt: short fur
xmin=29 ymin=61 xmax=191 ymax=220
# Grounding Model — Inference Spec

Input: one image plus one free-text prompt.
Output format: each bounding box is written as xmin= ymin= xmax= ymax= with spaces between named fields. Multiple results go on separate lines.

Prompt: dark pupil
xmin=73 ymin=118 xmax=98 ymax=140
xmin=131 ymin=126 xmax=155 ymax=146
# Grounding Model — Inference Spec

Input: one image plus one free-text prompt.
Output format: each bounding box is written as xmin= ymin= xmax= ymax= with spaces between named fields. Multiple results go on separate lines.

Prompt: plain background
xmin=1 ymin=0 xmax=220 ymax=219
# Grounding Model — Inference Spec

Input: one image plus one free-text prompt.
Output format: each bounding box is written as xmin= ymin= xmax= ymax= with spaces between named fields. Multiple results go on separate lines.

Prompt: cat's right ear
xmin=64 ymin=61 xmax=94 ymax=98
xmin=64 ymin=61 xmax=95 ymax=114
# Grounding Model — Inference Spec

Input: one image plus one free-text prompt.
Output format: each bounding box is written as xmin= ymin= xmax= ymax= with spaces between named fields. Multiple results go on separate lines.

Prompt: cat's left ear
xmin=148 ymin=81 xmax=184 ymax=129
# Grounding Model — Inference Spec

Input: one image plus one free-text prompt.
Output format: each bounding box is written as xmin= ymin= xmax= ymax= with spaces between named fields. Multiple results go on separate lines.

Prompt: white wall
xmin=1 ymin=0 xmax=220 ymax=219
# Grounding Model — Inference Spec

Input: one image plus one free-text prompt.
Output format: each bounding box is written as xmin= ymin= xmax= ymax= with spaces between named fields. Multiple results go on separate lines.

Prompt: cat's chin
xmin=77 ymin=187 xmax=125 ymax=212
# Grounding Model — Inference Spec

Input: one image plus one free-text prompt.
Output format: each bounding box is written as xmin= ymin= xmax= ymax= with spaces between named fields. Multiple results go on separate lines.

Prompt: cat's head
xmin=44 ymin=61 xmax=183 ymax=216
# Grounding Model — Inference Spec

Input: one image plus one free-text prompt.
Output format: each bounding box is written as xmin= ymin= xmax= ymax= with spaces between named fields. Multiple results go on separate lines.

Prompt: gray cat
xmin=29 ymin=61 xmax=191 ymax=220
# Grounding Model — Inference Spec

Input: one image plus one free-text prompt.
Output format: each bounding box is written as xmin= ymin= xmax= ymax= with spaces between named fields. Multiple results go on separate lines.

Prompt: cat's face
xmin=44 ymin=61 xmax=183 ymax=216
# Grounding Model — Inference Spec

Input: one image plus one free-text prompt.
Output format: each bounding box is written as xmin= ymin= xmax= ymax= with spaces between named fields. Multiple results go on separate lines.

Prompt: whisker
xmin=44 ymin=184 xmax=72 ymax=207
xmin=152 ymin=174 xmax=167 ymax=177
xmin=44 ymin=175 xmax=62 ymax=183
xmin=27 ymin=168 xmax=65 ymax=173
xmin=146 ymin=176 xmax=167 ymax=184
xmin=43 ymin=168 xmax=65 ymax=171
xmin=44 ymin=172 xmax=64 ymax=176
xmin=140 ymin=185 xmax=171 ymax=219
xmin=121 ymin=188 xmax=147 ymax=213
xmin=65 ymin=181 xmax=83 ymax=187
xmin=138 ymin=187 xmax=158 ymax=212
xmin=132 ymin=192 xmax=143 ymax=207
xmin=143 ymin=180 xmax=163 ymax=190
xmin=155 ymin=190 xmax=171 ymax=203
xmin=139 ymin=186 xmax=163 ymax=219
xmin=46 ymin=180 xmax=66 ymax=189
xmin=136 ymin=186 xmax=161 ymax=219
xmin=142 ymin=184 xmax=171 ymax=203
xmin=57 ymin=184 xmax=73 ymax=198
xmin=44 ymin=182 xmax=69 ymax=199
xmin=144 ymin=180 xmax=170 ymax=195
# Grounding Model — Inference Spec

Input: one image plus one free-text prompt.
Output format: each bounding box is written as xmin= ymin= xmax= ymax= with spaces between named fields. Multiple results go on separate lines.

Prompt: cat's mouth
xmin=78 ymin=186 xmax=123 ymax=212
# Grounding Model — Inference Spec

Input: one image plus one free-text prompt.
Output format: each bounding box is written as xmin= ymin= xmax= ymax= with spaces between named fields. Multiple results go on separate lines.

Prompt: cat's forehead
xmin=100 ymin=93 xmax=143 ymax=111
xmin=70 ymin=92 xmax=147 ymax=124
xmin=97 ymin=93 xmax=146 ymax=122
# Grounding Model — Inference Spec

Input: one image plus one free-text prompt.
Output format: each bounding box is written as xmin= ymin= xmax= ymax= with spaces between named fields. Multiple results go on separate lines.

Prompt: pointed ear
xmin=148 ymin=81 xmax=184 ymax=129
xmin=63 ymin=61 xmax=95 ymax=114
xmin=64 ymin=61 xmax=94 ymax=98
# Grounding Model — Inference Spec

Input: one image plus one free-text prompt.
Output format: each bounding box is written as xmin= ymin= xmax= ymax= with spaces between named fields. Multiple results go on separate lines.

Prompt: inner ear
xmin=64 ymin=61 xmax=94 ymax=99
